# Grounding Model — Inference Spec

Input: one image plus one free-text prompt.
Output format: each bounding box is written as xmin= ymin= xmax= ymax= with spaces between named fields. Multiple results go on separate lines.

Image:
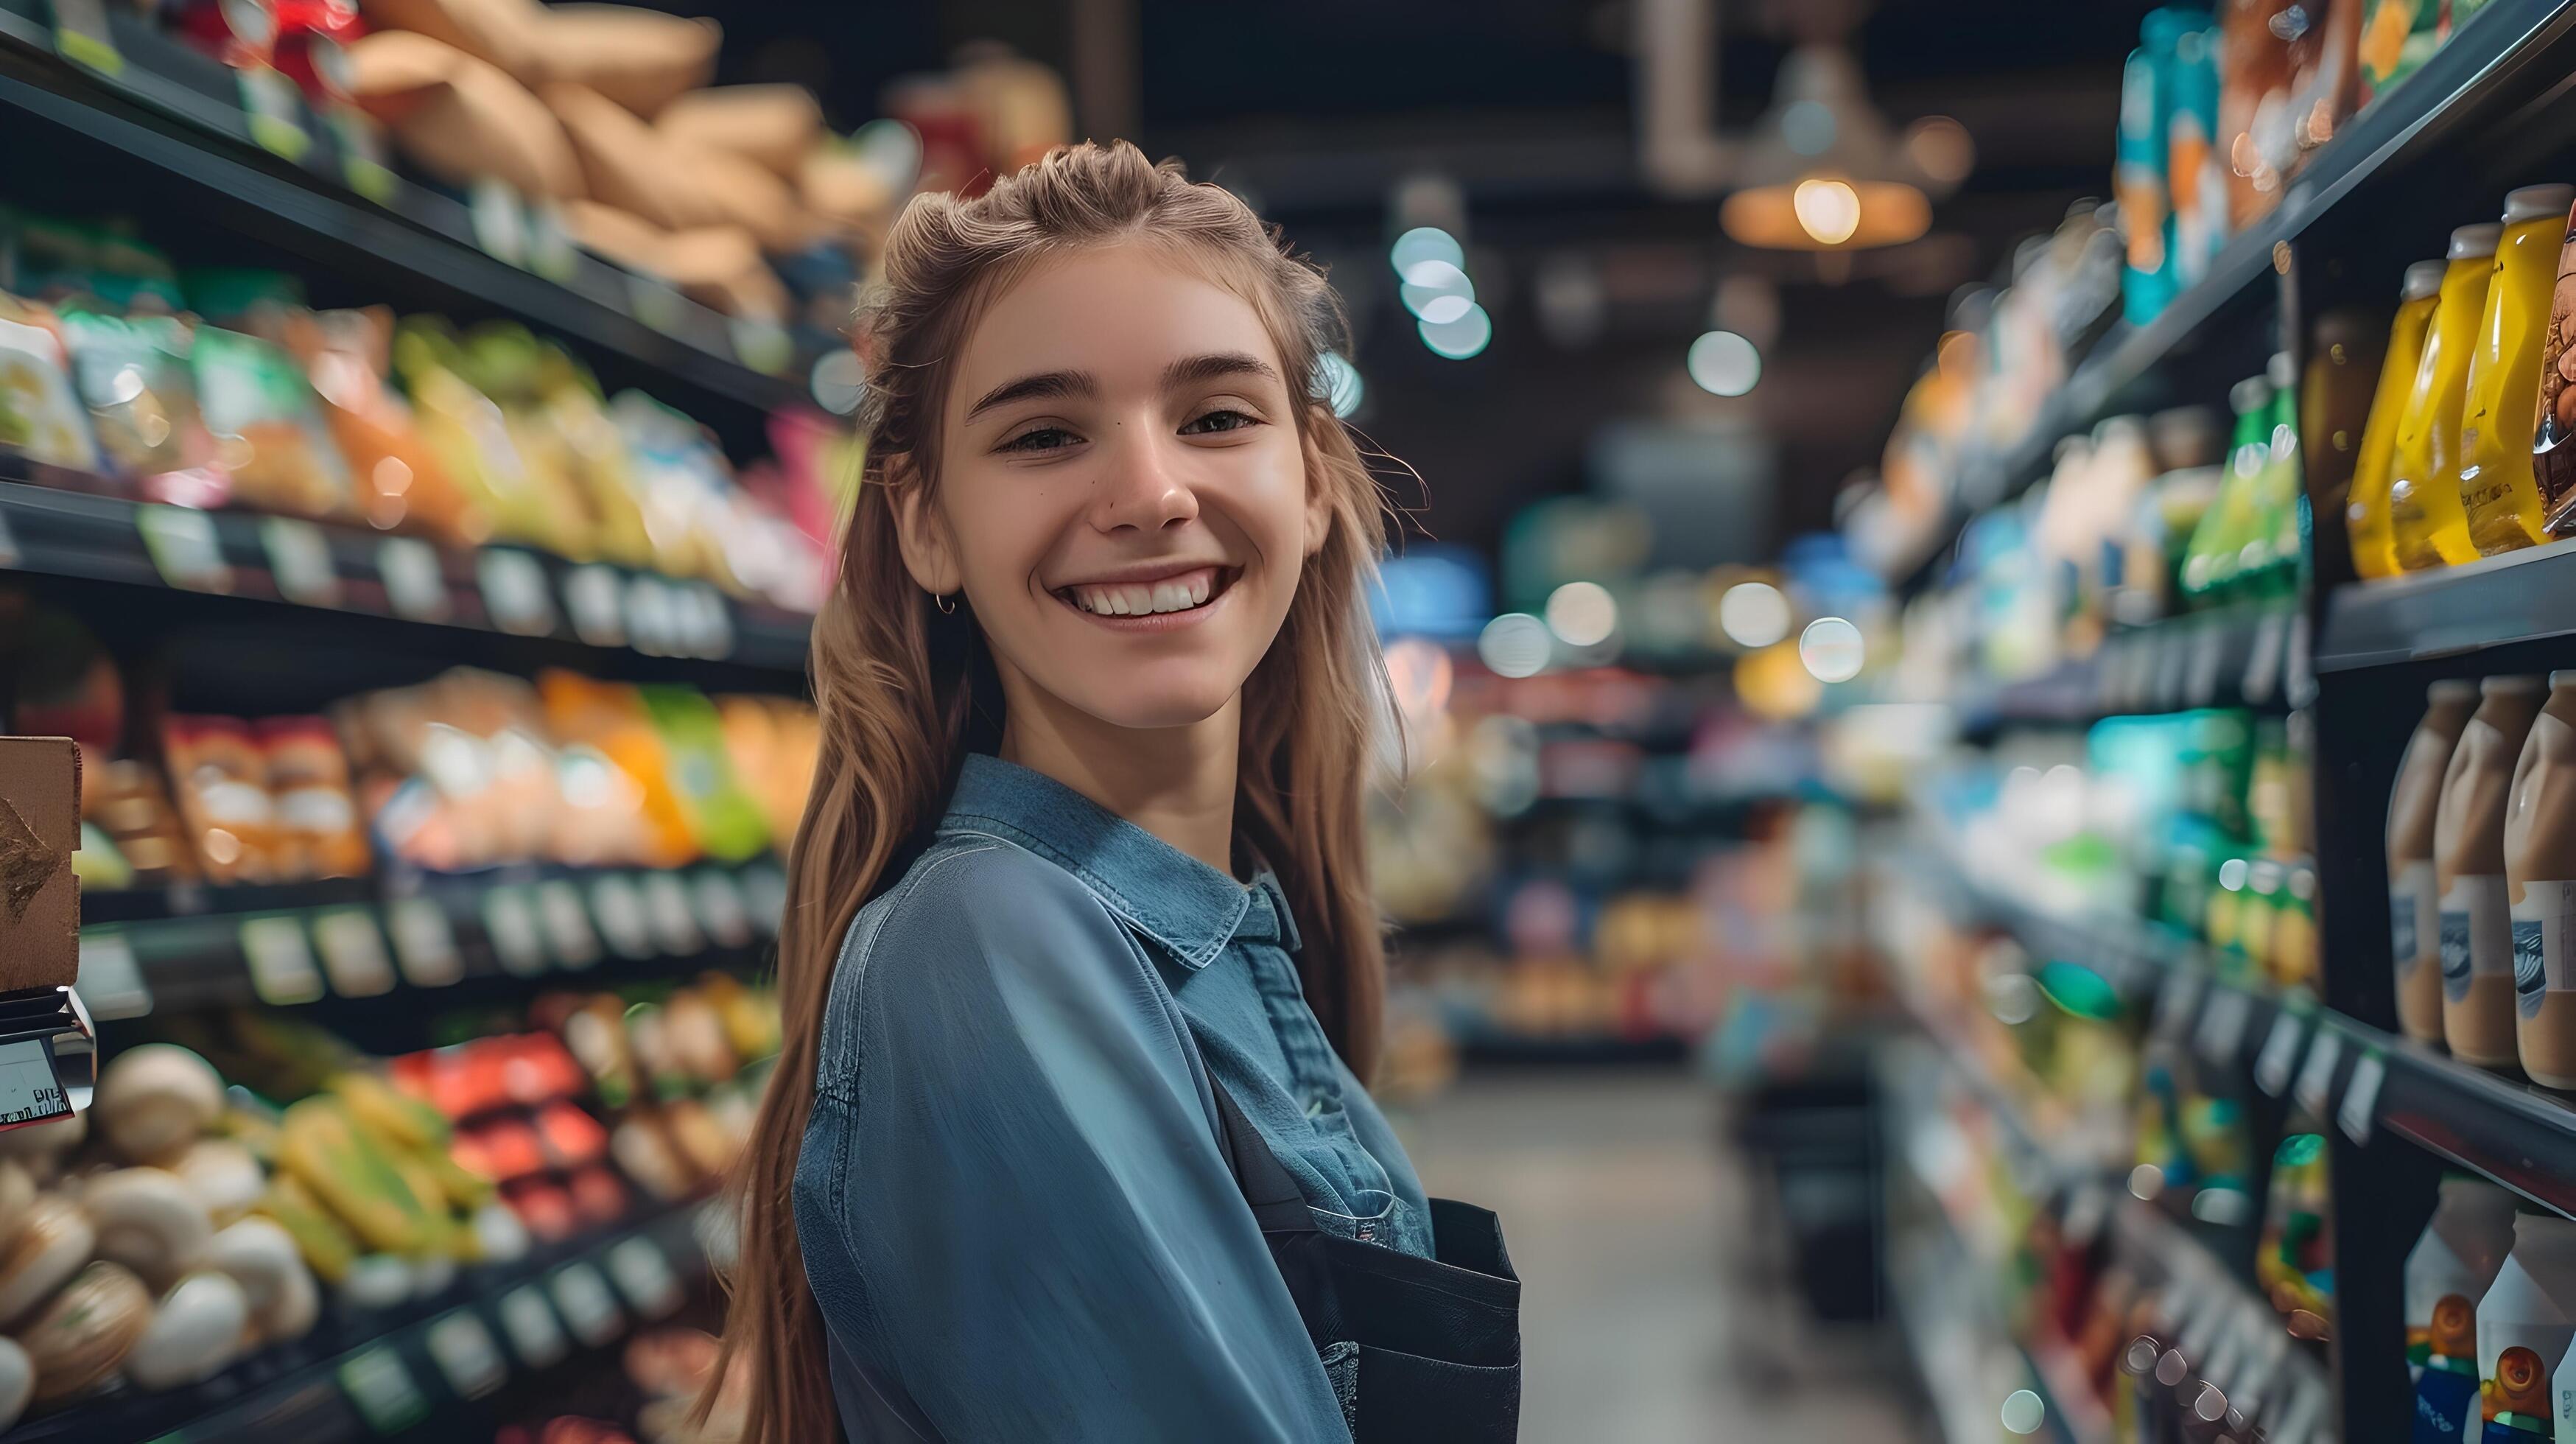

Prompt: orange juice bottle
xmin=2461 ymin=185 xmax=2576 ymax=555
xmin=2350 ymin=259 xmax=2445 ymax=580
xmin=2390 ymin=222 xmax=2501 ymax=570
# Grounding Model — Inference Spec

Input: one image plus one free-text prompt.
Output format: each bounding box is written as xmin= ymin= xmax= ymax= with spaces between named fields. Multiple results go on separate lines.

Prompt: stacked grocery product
xmin=0 ymin=220 xmax=835 ymax=611
xmin=2342 ymin=185 xmax=2576 ymax=575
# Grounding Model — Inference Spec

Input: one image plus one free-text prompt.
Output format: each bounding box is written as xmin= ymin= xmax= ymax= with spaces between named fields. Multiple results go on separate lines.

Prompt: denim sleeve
xmin=821 ymin=844 xmax=1351 ymax=1444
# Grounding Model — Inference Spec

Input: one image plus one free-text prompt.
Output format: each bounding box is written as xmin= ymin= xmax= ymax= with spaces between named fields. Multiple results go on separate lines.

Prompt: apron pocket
xmin=1319 ymin=1340 xmax=1360 ymax=1436
xmin=1352 ymin=1344 xmax=1520 ymax=1444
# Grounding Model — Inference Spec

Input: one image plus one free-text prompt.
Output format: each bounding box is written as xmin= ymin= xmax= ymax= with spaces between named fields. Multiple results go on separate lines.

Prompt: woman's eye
xmin=1180 ymin=408 xmax=1260 ymax=436
xmin=1000 ymin=426 xmax=1080 ymax=453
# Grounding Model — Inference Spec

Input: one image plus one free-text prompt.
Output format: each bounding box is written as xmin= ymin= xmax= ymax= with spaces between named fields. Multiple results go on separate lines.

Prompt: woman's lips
xmin=1053 ymin=565 xmax=1235 ymax=631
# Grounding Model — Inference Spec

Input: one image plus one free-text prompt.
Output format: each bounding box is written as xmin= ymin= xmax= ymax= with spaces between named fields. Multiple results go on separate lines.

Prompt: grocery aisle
xmin=1401 ymin=1071 xmax=1930 ymax=1444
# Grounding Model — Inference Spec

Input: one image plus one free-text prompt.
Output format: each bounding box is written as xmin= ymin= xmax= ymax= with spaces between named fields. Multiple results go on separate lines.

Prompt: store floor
xmin=1397 ymin=1069 xmax=1930 ymax=1444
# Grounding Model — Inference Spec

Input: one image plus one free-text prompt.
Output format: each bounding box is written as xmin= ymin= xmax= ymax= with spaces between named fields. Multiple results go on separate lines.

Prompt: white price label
xmin=564 ymin=564 xmax=627 ymax=646
xmin=587 ymin=875 xmax=653 ymax=961
xmin=2338 ymin=1051 xmax=2387 ymax=1145
xmin=2186 ymin=621 xmax=2225 ymax=704
xmin=240 ymin=916 xmax=325 ymax=1005
xmin=312 ymin=909 xmax=395 ymax=998
xmin=495 ymin=1284 xmax=566 ymax=1369
xmin=606 ymin=1236 xmax=682 ymax=1319
xmin=692 ymin=870 xmax=752 ymax=950
xmin=468 ymin=179 xmax=527 ymax=265
xmin=2293 ymin=1027 xmax=2343 ymax=1120
xmin=2242 ymin=608 xmax=2288 ymax=704
xmin=728 ymin=315 xmax=793 ymax=376
xmin=337 ymin=1345 xmax=427 ymax=1435
xmin=136 ymin=505 xmax=231 ymax=594
xmin=0 ymin=1039 xmax=71 ymax=1128
xmin=477 ymin=549 xmax=557 ymax=637
xmin=261 ymin=517 xmax=340 ymax=607
xmin=2061 ymin=1181 xmax=2110 ymax=1248
xmin=2253 ymin=1009 xmax=2306 ymax=1097
xmin=625 ymin=575 xmax=678 ymax=656
xmin=2285 ymin=612 xmax=2316 ymax=708
xmin=387 ymin=898 xmax=463 ymax=989
xmin=237 ymin=66 xmax=311 ymax=164
xmin=74 ymin=928 xmax=151 ymax=1020
xmin=741 ymin=863 xmax=788 ymax=937
xmin=50 ymin=0 xmax=123 ymax=75
xmin=642 ymin=871 xmax=703 ymax=957
xmin=524 ymin=201 xmax=578 ymax=284
xmin=329 ymin=106 xmax=398 ymax=205
xmin=626 ymin=275 xmax=689 ymax=337
xmin=425 ymin=1310 xmax=507 ymax=1401
xmin=538 ymin=880 xmax=603 ymax=969
xmin=549 ymin=1262 xmax=624 ymax=1347
xmin=2194 ymin=987 xmax=2253 ymax=1068
xmin=480 ymin=887 xmax=548 ymax=978
xmin=678 ymin=582 xmax=732 ymax=659
xmin=379 ymin=536 xmax=451 ymax=623
xmin=2152 ymin=967 xmax=2204 ymax=1042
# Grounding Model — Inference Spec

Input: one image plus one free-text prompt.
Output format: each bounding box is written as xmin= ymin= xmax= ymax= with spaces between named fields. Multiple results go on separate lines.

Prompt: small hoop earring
xmin=933 ymin=592 xmax=958 ymax=615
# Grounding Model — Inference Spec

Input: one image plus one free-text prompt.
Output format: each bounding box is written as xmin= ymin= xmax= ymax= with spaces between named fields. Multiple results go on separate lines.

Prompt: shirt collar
xmin=936 ymin=753 xmax=1296 ymax=969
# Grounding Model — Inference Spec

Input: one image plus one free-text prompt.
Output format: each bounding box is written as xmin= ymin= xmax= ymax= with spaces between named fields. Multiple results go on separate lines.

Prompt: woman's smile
xmin=1052 ymin=564 xmax=1240 ymax=629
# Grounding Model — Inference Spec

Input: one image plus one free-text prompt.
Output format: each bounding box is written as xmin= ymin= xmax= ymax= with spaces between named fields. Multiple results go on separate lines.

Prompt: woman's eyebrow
xmin=964 ymin=369 xmax=1098 ymax=421
xmin=1161 ymin=351 xmax=1280 ymax=390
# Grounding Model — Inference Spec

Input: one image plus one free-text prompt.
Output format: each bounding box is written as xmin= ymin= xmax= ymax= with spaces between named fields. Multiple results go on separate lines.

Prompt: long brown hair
xmin=703 ymin=140 xmax=1397 ymax=1443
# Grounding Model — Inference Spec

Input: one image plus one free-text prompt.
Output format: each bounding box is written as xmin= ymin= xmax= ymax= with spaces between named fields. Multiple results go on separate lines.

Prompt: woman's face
xmin=895 ymin=245 xmax=1329 ymax=732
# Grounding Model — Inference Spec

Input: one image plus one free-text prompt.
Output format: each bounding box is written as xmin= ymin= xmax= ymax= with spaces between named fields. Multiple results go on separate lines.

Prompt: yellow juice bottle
xmin=2390 ymin=223 xmax=2501 ymax=570
xmin=2350 ymin=259 xmax=2446 ymax=580
xmin=2461 ymin=184 xmax=2576 ymax=555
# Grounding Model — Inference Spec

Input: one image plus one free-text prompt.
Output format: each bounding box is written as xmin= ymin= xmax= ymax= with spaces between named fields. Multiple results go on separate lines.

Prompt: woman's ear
xmin=886 ymin=460 xmax=964 ymax=596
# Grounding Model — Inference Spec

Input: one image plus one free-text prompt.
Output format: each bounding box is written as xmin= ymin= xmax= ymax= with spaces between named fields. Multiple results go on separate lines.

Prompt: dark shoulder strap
xmin=1204 ymin=1070 xmax=1319 ymax=1235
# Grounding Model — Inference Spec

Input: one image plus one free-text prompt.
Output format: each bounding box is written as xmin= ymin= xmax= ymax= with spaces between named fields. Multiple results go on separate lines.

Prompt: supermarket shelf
xmin=1453 ymin=1033 xmax=1692 ymax=1068
xmin=2317 ymin=542 xmax=2576 ymax=670
xmin=1889 ymin=0 xmax=2576 ymax=588
xmin=2 ymin=1198 xmax=715 ymax=1443
xmin=0 ymin=474 xmax=813 ymax=676
xmin=0 ymin=3 xmax=807 ymax=426
xmin=78 ymin=859 xmax=789 ymax=1022
xmin=1954 ymin=599 xmax=2309 ymax=735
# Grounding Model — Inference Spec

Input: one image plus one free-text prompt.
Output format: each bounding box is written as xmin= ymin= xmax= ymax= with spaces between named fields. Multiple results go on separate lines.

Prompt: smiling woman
xmin=701 ymin=141 xmax=1523 ymax=1444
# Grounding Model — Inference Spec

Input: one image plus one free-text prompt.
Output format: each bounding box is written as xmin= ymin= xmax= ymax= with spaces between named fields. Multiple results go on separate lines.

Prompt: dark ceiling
xmin=687 ymin=0 xmax=2163 ymax=562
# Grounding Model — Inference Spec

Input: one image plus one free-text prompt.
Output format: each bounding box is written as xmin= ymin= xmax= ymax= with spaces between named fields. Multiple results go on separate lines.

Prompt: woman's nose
xmin=1089 ymin=435 xmax=1200 ymax=533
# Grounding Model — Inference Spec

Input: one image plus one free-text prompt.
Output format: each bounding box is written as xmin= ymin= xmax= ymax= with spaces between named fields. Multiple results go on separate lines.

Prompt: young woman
xmin=706 ymin=142 xmax=1517 ymax=1443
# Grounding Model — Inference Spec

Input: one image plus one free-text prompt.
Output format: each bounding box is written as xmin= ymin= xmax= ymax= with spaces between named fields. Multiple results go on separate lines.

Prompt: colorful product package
xmin=192 ymin=326 xmax=357 ymax=519
xmin=164 ymin=715 xmax=285 ymax=884
xmin=56 ymin=306 xmax=230 ymax=508
xmin=2168 ymin=17 xmax=2226 ymax=287
xmin=259 ymin=716 xmax=371 ymax=880
xmin=637 ymin=684 xmax=771 ymax=862
xmin=2116 ymin=29 xmax=2176 ymax=325
xmin=0 ymin=305 xmax=104 ymax=472
xmin=276 ymin=307 xmax=487 ymax=545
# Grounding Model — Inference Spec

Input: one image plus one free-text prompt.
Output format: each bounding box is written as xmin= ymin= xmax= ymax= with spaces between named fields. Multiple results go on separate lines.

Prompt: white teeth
xmin=1070 ymin=572 xmax=1221 ymax=616
xmin=1190 ymin=575 xmax=1210 ymax=606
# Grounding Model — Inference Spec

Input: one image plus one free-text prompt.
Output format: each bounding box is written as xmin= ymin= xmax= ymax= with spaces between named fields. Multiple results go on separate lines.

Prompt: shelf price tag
xmin=425 ymin=1309 xmax=507 ymax=1401
xmin=379 ymin=537 xmax=451 ymax=623
xmin=625 ymin=575 xmax=678 ymax=656
xmin=477 ymin=549 xmax=558 ymax=637
xmin=0 ymin=1038 xmax=71 ymax=1127
xmin=137 ymin=505 xmax=232 ymax=594
xmin=2285 ymin=611 xmax=2317 ymax=708
xmin=480 ymin=886 xmax=547 ymax=978
xmin=337 ymin=1345 xmax=429 ymax=1436
xmin=312 ymin=909 xmax=396 ymax=998
xmin=728 ymin=315 xmax=793 ymax=376
xmin=2292 ymin=1026 xmax=2343 ymax=1119
xmin=2253 ymin=1009 xmax=2306 ymax=1097
xmin=495 ymin=1284 xmax=567 ymax=1370
xmin=2151 ymin=967 xmax=2203 ymax=1043
xmin=240 ymin=916 xmax=326 ymax=1005
xmin=237 ymin=67 xmax=312 ymax=164
xmin=2241 ymin=608 xmax=2289 ymax=704
xmin=680 ymin=583 xmax=734 ymax=659
xmin=386 ymin=898 xmax=463 ymax=989
xmin=564 ymin=564 xmax=628 ymax=646
xmin=549 ymin=1261 xmax=625 ymax=1347
xmin=606 ymin=1235 xmax=682 ymax=1319
xmin=536 ymin=880 xmax=603 ymax=970
xmin=49 ymin=0 xmax=123 ymax=76
xmin=692 ymin=870 xmax=752 ymax=950
xmin=2337 ymin=1051 xmax=2387 ymax=1145
xmin=524 ymin=202 xmax=578 ymax=284
xmin=587 ymin=874 xmax=654 ymax=961
xmin=74 ymin=928 xmax=151 ymax=1020
xmin=261 ymin=517 xmax=340 ymax=607
xmin=2185 ymin=620 xmax=2225 ymax=704
xmin=625 ymin=274 xmax=689 ymax=337
xmin=2192 ymin=986 xmax=2252 ymax=1068
xmin=740 ymin=862 xmax=788 ymax=937
xmin=326 ymin=106 xmax=399 ymax=206
xmin=468 ymin=179 xmax=528 ymax=266
xmin=641 ymin=871 xmax=702 ymax=957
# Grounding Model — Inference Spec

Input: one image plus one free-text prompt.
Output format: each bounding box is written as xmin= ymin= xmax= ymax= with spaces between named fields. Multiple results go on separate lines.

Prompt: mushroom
xmin=96 ymin=1046 xmax=225 ymax=1166
xmin=0 ymin=1336 xmax=29 ymax=1432
xmin=0 ymin=1195 xmax=94 ymax=1326
xmin=124 ymin=1271 xmax=250 ymax=1391
xmin=0 ymin=1112 xmax=86 ymax=1182
xmin=0 ymin=1161 xmax=34 ymax=1250
xmin=15 ymin=1261 xmax=150 ymax=1406
xmin=175 ymin=1140 xmax=265 ymax=1225
xmin=84 ymin=1169 xmax=214 ymax=1288
xmin=206 ymin=1218 xmax=315 ymax=1342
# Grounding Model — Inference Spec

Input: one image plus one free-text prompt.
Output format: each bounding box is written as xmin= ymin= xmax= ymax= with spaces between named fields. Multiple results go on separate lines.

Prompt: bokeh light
xmin=1545 ymin=581 xmax=1618 ymax=648
xmin=1798 ymin=616 xmax=1864 ymax=681
xmin=1389 ymin=226 xmax=1464 ymax=278
xmin=1477 ymin=613 xmax=1551 ymax=677
xmin=1688 ymin=331 xmax=1762 ymax=396
xmin=1421 ymin=305 xmax=1494 ymax=360
xmin=1792 ymin=178 xmax=1863 ymax=245
xmin=1718 ymin=581 xmax=1791 ymax=648
xmin=1999 ymin=1389 xmax=2045 ymax=1436
xmin=1316 ymin=352 xmax=1365 ymax=418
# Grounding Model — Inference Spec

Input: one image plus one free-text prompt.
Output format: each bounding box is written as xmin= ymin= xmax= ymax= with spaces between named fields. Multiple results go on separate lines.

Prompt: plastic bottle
xmin=2390 ymin=223 xmax=2502 ymax=571
xmin=2348 ymin=261 xmax=2446 ymax=580
xmin=2408 ymin=1175 xmax=2518 ymax=1437
xmin=2510 ymin=672 xmax=2576 ymax=1087
xmin=2461 ymin=185 xmax=2576 ymax=555
xmin=2396 ymin=681 xmax=2484 ymax=1043
xmin=2118 ymin=29 xmax=2175 ymax=326
xmin=2169 ymin=18 xmax=2225 ymax=288
xmin=2252 ymin=352 xmax=2306 ymax=595
xmin=2181 ymin=375 xmax=2272 ymax=602
xmin=2477 ymin=1208 xmax=2576 ymax=1443
xmin=2440 ymin=676 xmax=2549 ymax=1068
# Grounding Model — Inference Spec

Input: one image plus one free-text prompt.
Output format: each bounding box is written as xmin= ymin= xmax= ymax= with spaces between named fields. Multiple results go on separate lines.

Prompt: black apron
xmin=1206 ymin=1073 xmax=1523 ymax=1443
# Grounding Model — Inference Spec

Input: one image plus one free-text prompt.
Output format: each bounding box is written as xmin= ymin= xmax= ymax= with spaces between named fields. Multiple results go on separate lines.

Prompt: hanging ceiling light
xmin=1719 ymin=44 xmax=1962 ymax=251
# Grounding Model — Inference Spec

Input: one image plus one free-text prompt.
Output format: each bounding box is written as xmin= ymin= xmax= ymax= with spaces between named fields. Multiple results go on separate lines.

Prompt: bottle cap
xmin=2430 ymin=679 xmax=2481 ymax=703
xmin=2403 ymin=260 xmax=2446 ymax=301
xmin=2229 ymin=376 xmax=2274 ymax=414
xmin=2485 ymin=674 xmax=2548 ymax=695
xmin=2268 ymin=351 xmax=2296 ymax=389
xmin=2552 ymin=670 xmax=2576 ymax=688
xmin=2503 ymin=184 xmax=2576 ymax=226
xmin=2451 ymin=222 xmax=2503 ymax=259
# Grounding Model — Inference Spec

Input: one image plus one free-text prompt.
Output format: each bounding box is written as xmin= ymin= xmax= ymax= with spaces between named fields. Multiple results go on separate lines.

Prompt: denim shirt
xmin=795 ymin=753 xmax=1433 ymax=1443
